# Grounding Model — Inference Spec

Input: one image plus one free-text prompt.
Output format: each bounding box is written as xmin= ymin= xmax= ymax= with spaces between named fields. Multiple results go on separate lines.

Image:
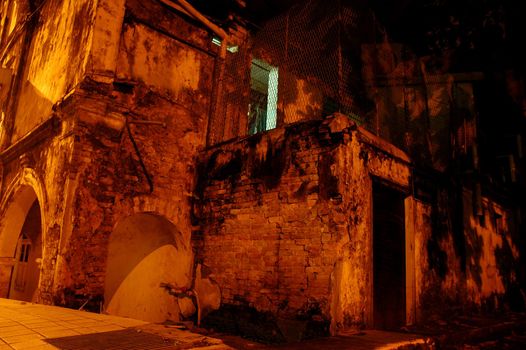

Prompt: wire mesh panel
xmin=248 ymin=0 xmax=372 ymax=127
xmin=208 ymin=0 xmax=480 ymax=173
xmin=209 ymin=0 xmax=377 ymax=145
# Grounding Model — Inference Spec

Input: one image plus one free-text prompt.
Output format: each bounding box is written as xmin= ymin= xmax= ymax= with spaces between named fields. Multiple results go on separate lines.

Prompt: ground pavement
xmin=0 ymin=298 xmax=429 ymax=350
xmin=6 ymin=298 xmax=525 ymax=349
xmin=0 ymin=299 xmax=232 ymax=350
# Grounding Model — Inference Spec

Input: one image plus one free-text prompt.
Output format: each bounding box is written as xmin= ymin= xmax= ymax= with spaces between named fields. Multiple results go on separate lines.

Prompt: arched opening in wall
xmin=0 ymin=186 xmax=43 ymax=302
xmin=104 ymin=213 xmax=193 ymax=323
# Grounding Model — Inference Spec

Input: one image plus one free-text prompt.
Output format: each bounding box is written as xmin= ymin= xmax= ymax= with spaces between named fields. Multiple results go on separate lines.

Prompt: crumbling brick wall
xmin=196 ymin=120 xmax=336 ymax=318
xmin=53 ymin=77 xmax=211 ymax=309
xmin=195 ymin=115 xmax=413 ymax=338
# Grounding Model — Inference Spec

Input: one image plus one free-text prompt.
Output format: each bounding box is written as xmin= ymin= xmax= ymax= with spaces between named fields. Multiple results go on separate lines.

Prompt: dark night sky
xmin=189 ymin=0 xmax=526 ymax=73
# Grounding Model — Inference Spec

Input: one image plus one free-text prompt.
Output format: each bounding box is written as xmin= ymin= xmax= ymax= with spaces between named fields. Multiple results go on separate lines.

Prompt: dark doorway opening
xmin=373 ymin=181 xmax=406 ymax=330
xmin=8 ymin=199 xmax=42 ymax=302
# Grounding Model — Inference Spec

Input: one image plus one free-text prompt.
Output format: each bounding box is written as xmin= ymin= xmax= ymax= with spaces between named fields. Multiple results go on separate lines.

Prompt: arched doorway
xmin=104 ymin=213 xmax=193 ymax=323
xmin=0 ymin=186 xmax=43 ymax=302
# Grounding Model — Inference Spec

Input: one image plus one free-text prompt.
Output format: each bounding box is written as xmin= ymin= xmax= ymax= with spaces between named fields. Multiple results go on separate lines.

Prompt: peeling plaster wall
xmin=12 ymin=0 xmax=97 ymax=141
xmin=197 ymin=122 xmax=333 ymax=323
xmin=197 ymin=113 xmax=520 ymax=339
xmin=88 ymin=0 xmax=126 ymax=80
xmin=196 ymin=123 xmax=338 ymax=341
xmin=2 ymin=0 xmax=215 ymax=319
xmin=0 ymin=120 xmax=76 ymax=305
xmin=328 ymin=121 xmax=411 ymax=331
xmin=47 ymin=1 xmax=215 ymax=316
xmin=116 ymin=22 xmax=208 ymax=102
xmin=196 ymin=115 xmax=412 ymax=338
xmin=53 ymin=84 xmax=210 ymax=314
xmin=0 ymin=0 xmax=521 ymax=337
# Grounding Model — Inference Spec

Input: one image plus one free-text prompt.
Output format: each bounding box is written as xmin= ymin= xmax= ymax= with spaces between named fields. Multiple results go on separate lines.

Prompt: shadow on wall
xmin=11 ymin=81 xmax=53 ymax=142
xmin=422 ymin=186 xmax=525 ymax=316
xmin=464 ymin=194 xmax=524 ymax=312
xmin=104 ymin=213 xmax=193 ymax=323
xmin=493 ymin=212 xmax=524 ymax=312
xmin=426 ymin=188 xmax=464 ymax=282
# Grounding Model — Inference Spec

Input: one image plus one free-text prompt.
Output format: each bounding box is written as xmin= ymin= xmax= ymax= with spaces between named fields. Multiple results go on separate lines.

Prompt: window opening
xmin=248 ymin=58 xmax=278 ymax=135
xmin=211 ymin=37 xmax=222 ymax=46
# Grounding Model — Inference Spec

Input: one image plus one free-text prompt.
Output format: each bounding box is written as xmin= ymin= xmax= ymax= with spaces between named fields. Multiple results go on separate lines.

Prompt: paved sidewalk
xmin=3 ymin=298 xmax=526 ymax=349
xmin=0 ymin=298 xmax=434 ymax=350
xmin=0 ymin=299 xmax=231 ymax=350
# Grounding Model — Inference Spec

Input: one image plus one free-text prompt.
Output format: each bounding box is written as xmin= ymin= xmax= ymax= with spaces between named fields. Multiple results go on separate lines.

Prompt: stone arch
xmin=104 ymin=212 xmax=193 ymax=323
xmin=0 ymin=169 xmax=47 ymax=301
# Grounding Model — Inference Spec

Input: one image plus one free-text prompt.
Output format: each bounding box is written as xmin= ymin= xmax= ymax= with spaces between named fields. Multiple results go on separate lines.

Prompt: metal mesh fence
xmin=208 ymin=0 xmax=376 ymax=145
xmin=207 ymin=0 xmax=478 ymax=173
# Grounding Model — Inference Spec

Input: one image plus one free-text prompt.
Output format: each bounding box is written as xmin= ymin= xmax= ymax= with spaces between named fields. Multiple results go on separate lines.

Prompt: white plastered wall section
xmin=104 ymin=213 xmax=193 ymax=323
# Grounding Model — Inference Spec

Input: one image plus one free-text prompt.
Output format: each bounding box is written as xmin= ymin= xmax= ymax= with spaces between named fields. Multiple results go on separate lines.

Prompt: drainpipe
xmin=157 ymin=0 xmax=229 ymax=145
xmin=159 ymin=0 xmax=228 ymax=40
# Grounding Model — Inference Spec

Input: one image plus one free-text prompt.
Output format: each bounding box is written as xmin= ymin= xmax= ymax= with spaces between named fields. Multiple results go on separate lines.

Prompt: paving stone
xmin=0 ymin=299 xmax=232 ymax=349
xmin=9 ymin=339 xmax=54 ymax=350
xmin=0 ymin=297 xmax=449 ymax=349
xmin=1 ymin=333 xmax=44 ymax=344
xmin=39 ymin=329 xmax=81 ymax=338
xmin=0 ymin=329 xmax=34 ymax=338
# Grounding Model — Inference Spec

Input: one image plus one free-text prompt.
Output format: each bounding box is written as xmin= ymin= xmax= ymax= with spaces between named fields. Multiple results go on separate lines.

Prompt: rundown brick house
xmin=0 ymin=0 xmax=524 ymax=341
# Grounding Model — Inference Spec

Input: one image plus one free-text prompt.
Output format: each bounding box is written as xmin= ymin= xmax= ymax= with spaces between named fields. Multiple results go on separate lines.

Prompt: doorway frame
xmin=367 ymin=176 xmax=416 ymax=328
xmin=0 ymin=170 xmax=47 ymax=300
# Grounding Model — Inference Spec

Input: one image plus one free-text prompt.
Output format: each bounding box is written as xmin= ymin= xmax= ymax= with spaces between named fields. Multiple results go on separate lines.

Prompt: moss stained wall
xmin=0 ymin=0 xmax=521 ymax=334
xmin=196 ymin=115 xmax=412 ymax=337
xmin=325 ymin=118 xmax=411 ymax=332
xmin=48 ymin=1 xmax=215 ymax=312
xmin=12 ymin=0 xmax=97 ymax=141
xmin=88 ymin=0 xmax=126 ymax=80
xmin=197 ymin=113 xmax=521 ymax=338
xmin=1 ymin=0 xmax=216 ymax=316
